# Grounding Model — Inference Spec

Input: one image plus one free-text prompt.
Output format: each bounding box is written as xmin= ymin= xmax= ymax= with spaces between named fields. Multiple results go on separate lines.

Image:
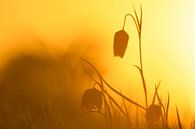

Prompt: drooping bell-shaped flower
xmin=146 ymin=104 xmax=162 ymax=123
xmin=81 ymin=88 xmax=103 ymax=112
xmin=113 ymin=30 xmax=129 ymax=58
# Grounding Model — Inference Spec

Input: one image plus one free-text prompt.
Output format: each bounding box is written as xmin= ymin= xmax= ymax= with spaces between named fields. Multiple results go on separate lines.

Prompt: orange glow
xmin=0 ymin=0 xmax=195 ymax=121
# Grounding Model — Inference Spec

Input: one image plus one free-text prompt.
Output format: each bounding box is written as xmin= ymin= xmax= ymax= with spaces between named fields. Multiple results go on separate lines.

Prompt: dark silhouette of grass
xmin=176 ymin=107 xmax=183 ymax=129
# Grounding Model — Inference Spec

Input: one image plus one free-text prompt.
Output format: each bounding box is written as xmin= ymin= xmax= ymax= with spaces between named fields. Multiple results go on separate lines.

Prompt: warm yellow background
xmin=0 ymin=0 xmax=195 ymax=119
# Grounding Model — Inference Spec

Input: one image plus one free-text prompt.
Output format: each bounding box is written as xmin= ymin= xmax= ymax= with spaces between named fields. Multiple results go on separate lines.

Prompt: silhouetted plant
xmin=81 ymin=4 xmax=171 ymax=129
xmin=81 ymin=88 xmax=103 ymax=112
xmin=113 ymin=4 xmax=171 ymax=128
xmin=114 ymin=5 xmax=148 ymax=108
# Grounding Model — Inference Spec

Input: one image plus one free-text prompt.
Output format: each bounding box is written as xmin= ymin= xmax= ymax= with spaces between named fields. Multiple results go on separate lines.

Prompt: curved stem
xmin=122 ymin=13 xmax=140 ymax=34
xmin=140 ymin=5 xmax=143 ymax=31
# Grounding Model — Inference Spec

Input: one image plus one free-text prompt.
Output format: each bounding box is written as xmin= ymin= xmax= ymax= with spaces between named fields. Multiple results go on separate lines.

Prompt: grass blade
xmin=152 ymin=81 xmax=161 ymax=104
xmin=176 ymin=107 xmax=182 ymax=129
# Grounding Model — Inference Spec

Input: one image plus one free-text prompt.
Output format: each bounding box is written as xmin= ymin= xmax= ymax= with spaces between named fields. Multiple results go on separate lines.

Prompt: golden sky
xmin=0 ymin=0 xmax=195 ymax=118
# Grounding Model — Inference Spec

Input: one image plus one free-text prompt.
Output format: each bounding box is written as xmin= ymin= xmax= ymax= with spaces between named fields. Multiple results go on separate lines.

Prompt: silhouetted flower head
xmin=146 ymin=104 xmax=162 ymax=123
xmin=113 ymin=30 xmax=129 ymax=58
xmin=81 ymin=88 xmax=103 ymax=112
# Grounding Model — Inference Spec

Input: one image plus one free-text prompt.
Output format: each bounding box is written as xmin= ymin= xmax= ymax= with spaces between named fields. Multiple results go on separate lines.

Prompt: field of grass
xmin=0 ymin=54 xmax=191 ymax=129
xmin=0 ymin=3 xmax=194 ymax=129
xmin=0 ymin=49 xmax=193 ymax=129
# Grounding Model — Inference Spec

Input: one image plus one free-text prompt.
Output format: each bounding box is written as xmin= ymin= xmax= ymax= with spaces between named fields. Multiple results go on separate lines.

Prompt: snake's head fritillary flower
xmin=81 ymin=88 xmax=103 ymax=112
xmin=113 ymin=30 xmax=129 ymax=58
xmin=146 ymin=104 xmax=162 ymax=123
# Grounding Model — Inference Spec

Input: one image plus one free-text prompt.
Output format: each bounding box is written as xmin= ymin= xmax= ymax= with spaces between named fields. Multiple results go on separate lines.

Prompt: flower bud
xmin=81 ymin=88 xmax=103 ymax=112
xmin=113 ymin=30 xmax=129 ymax=58
xmin=146 ymin=104 xmax=162 ymax=123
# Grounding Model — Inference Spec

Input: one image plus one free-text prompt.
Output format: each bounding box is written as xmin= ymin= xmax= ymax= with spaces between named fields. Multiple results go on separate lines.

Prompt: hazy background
xmin=0 ymin=0 xmax=195 ymax=120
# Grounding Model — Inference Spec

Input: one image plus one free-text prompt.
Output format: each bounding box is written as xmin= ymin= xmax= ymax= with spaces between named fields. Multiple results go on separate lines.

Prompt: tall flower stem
xmin=123 ymin=6 xmax=148 ymax=108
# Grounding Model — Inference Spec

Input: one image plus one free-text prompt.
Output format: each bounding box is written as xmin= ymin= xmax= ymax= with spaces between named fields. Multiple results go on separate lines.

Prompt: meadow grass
xmin=0 ymin=3 xmax=192 ymax=129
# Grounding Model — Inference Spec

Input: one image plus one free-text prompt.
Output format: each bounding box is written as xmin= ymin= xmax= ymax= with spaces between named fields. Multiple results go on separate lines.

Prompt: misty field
xmin=0 ymin=2 xmax=194 ymax=129
xmin=0 ymin=50 xmax=192 ymax=129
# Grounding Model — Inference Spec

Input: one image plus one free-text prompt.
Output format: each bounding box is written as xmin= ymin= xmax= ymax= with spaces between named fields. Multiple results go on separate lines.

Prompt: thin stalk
xmin=123 ymin=6 xmax=148 ymax=108
xmin=176 ymin=107 xmax=183 ymax=129
xmin=102 ymin=93 xmax=112 ymax=129
xmin=136 ymin=99 xmax=139 ymax=129
xmin=122 ymin=97 xmax=131 ymax=129
xmin=138 ymin=6 xmax=148 ymax=108
xmin=122 ymin=13 xmax=140 ymax=33
xmin=152 ymin=81 xmax=161 ymax=104
xmin=165 ymin=93 xmax=170 ymax=127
